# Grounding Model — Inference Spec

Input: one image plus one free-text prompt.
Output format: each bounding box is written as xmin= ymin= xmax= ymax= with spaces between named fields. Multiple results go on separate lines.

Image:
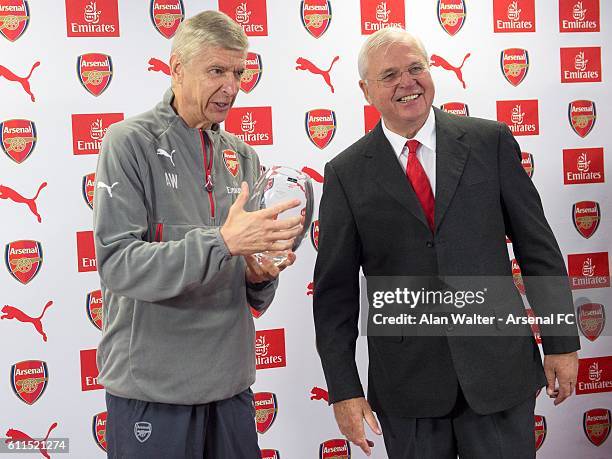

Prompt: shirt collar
xmin=163 ymin=87 xmax=221 ymax=135
xmin=381 ymin=107 xmax=436 ymax=158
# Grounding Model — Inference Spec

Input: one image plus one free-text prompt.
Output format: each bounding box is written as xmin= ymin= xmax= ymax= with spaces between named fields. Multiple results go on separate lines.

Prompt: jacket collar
xmin=368 ymin=107 xmax=470 ymax=233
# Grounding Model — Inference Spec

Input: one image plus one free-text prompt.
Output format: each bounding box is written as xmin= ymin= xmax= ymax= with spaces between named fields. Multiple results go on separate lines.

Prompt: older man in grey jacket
xmin=93 ymin=11 xmax=301 ymax=458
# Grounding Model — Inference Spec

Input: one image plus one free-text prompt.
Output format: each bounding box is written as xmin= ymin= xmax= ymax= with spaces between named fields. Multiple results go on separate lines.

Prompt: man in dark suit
xmin=313 ymin=28 xmax=580 ymax=458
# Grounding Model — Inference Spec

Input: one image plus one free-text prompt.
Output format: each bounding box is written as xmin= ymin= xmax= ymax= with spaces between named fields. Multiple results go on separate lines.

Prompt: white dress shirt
xmin=381 ymin=108 xmax=437 ymax=196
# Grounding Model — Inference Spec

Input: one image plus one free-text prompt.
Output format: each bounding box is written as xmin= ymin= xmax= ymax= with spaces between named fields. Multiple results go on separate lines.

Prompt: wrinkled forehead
xmin=189 ymin=46 xmax=248 ymax=67
xmin=369 ymin=40 xmax=427 ymax=70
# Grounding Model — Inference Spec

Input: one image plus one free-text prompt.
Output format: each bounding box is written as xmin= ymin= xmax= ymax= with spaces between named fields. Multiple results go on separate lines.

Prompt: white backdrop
xmin=0 ymin=1 xmax=610 ymax=458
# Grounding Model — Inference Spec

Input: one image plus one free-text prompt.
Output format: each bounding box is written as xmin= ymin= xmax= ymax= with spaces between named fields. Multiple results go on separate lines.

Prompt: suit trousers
xmin=378 ymin=387 xmax=536 ymax=459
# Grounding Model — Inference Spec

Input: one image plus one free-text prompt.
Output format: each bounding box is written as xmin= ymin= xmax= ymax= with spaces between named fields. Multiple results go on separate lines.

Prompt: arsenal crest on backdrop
xmin=583 ymin=408 xmax=611 ymax=447
xmin=501 ymin=48 xmax=529 ymax=86
xmin=82 ymin=172 xmax=96 ymax=209
xmin=150 ymin=0 xmax=184 ymax=38
xmin=301 ymin=0 xmax=332 ymax=38
xmin=239 ymin=52 xmax=262 ymax=93
xmin=572 ymin=200 xmax=600 ymax=239
xmin=86 ymin=289 xmax=104 ymax=330
xmin=534 ymin=415 xmax=547 ymax=451
xmin=437 ymin=0 xmax=466 ymax=36
xmin=521 ymin=152 xmax=534 ymax=178
xmin=320 ymin=439 xmax=350 ymax=459
xmin=77 ymin=53 xmax=113 ymax=96
xmin=92 ymin=412 xmax=108 ymax=451
xmin=0 ymin=0 xmax=30 ymax=41
xmin=305 ymin=109 xmax=336 ymax=149
xmin=5 ymin=239 xmax=43 ymax=284
xmin=254 ymin=391 xmax=277 ymax=434
xmin=10 ymin=359 xmax=48 ymax=405
xmin=568 ymin=100 xmax=596 ymax=137
xmin=0 ymin=119 xmax=36 ymax=163
xmin=577 ymin=303 xmax=605 ymax=342
xmin=440 ymin=102 xmax=469 ymax=117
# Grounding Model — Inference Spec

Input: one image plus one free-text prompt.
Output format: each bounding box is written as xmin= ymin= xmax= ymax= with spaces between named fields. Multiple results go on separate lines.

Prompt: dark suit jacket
xmin=313 ymin=108 xmax=580 ymax=417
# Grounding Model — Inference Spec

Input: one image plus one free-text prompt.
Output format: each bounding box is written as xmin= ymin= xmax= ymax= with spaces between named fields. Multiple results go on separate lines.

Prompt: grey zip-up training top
xmin=92 ymin=88 xmax=277 ymax=405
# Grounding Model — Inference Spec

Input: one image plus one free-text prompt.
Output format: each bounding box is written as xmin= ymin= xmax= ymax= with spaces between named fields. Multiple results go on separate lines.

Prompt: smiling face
xmin=170 ymin=46 xmax=247 ymax=129
xmin=359 ymin=40 xmax=435 ymax=138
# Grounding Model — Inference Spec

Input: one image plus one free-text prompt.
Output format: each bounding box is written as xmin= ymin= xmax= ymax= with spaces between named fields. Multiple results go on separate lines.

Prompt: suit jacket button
xmin=426 ymin=241 xmax=434 ymax=248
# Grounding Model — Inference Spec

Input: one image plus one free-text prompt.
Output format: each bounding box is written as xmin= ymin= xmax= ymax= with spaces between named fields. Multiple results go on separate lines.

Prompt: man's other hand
xmin=544 ymin=351 xmax=579 ymax=406
xmin=220 ymin=182 xmax=303 ymax=256
xmin=245 ymin=252 xmax=296 ymax=283
xmin=333 ymin=397 xmax=382 ymax=457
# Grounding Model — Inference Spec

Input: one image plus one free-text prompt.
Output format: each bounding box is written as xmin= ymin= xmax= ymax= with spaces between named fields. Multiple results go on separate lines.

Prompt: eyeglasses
xmin=370 ymin=64 xmax=429 ymax=87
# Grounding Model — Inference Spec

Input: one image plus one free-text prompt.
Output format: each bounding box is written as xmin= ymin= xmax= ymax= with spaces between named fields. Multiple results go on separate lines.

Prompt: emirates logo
xmin=84 ymin=1 xmax=101 ymax=24
xmin=241 ymin=112 xmax=256 ymax=133
xmin=560 ymin=0 xmax=598 ymax=32
xmin=235 ymin=2 xmax=251 ymax=24
xmin=255 ymin=334 xmax=270 ymax=357
xmin=577 ymin=152 xmax=591 ymax=172
xmin=90 ymin=118 xmax=106 ymax=140
xmin=507 ymin=1 xmax=521 ymax=20
xmin=511 ymin=105 xmax=525 ymax=124
xmin=582 ymin=258 xmax=595 ymax=277
xmin=376 ymin=2 xmax=390 ymax=22
xmin=577 ymin=357 xmax=612 ymax=394
xmin=575 ymin=51 xmax=588 ymax=71
xmin=590 ymin=362 xmax=602 ymax=382
xmin=254 ymin=329 xmax=286 ymax=370
xmin=561 ymin=47 xmax=601 ymax=82
xmin=573 ymin=1 xmax=587 ymax=21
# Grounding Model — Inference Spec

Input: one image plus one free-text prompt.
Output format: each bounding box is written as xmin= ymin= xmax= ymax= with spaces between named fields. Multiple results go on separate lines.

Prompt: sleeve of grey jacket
xmin=498 ymin=123 xmax=580 ymax=355
xmin=313 ymin=162 xmax=365 ymax=404
xmin=247 ymin=279 xmax=278 ymax=312
xmin=93 ymin=126 xmax=233 ymax=303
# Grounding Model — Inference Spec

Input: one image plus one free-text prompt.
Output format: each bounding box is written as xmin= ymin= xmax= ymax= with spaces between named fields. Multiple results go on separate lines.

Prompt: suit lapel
xmin=368 ymin=122 xmax=431 ymax=230
xmin=433 ymin=107 xmax=470 ymax=232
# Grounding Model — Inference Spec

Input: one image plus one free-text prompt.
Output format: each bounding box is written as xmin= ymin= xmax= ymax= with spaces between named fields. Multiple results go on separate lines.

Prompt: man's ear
xmin=169 ymin=54 xmax=183 ymax=84
xmin=359 ymin=80 xmax=372 ymax=104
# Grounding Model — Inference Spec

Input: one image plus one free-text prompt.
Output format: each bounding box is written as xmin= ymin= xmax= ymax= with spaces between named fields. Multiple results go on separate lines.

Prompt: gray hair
xmin=357 ymin=27 xmax=429 ymax=80
xmin=171 ymin=10 xmax=248 ymax=65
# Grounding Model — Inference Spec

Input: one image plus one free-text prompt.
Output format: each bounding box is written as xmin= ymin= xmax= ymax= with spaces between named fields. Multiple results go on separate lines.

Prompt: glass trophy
xmin=247 ymin=166 xmax=314 ymax=265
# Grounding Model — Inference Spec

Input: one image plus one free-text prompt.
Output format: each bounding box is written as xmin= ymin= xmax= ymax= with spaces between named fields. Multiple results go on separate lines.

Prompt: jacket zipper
xmin=154 ymin=223 xmax=164 ymax=242
xmin=199 ymin=130 xmax=216 ymax=220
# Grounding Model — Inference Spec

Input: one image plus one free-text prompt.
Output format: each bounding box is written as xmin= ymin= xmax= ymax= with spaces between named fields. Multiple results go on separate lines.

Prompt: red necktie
xmin=405 ymin=140 xmax=435 ymax=231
